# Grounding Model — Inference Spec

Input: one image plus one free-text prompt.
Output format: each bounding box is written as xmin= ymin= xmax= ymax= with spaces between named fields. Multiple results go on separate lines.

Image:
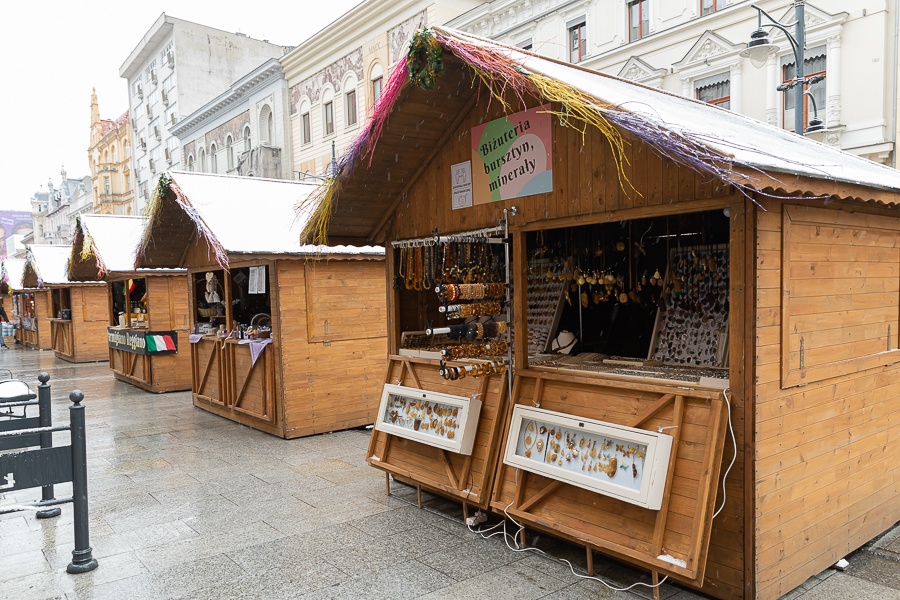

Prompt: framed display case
xmin=503 ymin=405 xmax=673 ymax=510
xmin=375 ymin=384 xmax=483 ymax=455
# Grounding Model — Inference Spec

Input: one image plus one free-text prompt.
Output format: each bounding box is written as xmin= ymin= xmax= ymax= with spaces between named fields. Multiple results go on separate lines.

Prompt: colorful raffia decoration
xmin=140 ymin=173 xmax=230 ymax=270
xmin=298 ymin=27 xmax=784 ymax=245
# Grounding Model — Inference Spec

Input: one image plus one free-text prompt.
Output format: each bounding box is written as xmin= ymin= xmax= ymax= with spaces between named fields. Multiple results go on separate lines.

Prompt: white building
xmin=119 ymin=13 xmax=293 ymax=211
xmin=173 ymin=58 xmax=292 ymax=179
xmin=281 ymin=0 xmax=484 ymax=180
xmin=449 ymin=0 xmax=897 ymax=165
xmin=30 ymin=167 xmax=93 ymax=246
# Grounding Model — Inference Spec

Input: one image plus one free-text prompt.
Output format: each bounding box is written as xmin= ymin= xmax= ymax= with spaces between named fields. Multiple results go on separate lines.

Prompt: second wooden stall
xmin=23 ymin=245 xmax=108 ymax=362
xmin=137 ymin=171 xmax=387 ymax=438
xmin=2 ymin=258 xmax=51 ymax=350
xmin=68 ymin=214 xmax=191 ymax=392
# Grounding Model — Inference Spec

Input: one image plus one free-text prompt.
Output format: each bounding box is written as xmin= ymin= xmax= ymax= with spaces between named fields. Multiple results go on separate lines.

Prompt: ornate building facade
xmin=89 ymin=90 xmax=133 ymax=215
xmin=281 ymin=0 xmax=483 ymax=180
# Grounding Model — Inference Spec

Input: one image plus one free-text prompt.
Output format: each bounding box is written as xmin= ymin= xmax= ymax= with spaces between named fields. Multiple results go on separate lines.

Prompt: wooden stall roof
xmin=304 ymin=26 xmax=900 ymax=245
xmin=138 ymin=171 xmax=384 ymax=269
xmin=2 ymin=258 xmax=27 ymax=291
xmin=69 ymin=214 xmax=147 ymax=281
xmin=23 ymin=245 xmax=102 ymax=289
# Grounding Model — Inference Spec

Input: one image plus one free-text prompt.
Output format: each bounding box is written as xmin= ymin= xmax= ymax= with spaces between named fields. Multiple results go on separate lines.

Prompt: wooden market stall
xmin=299 ymin=27 xmax=900 ymax=600
xmin=68 ymin=214 xmax=191 ymax=392
xmin=136 ymin=171 xmax=387 ymax=438
xmin=23 ymin=245 xmax=109 ymax=363
xmin=2 ymin=258 xmax=52 ymax=349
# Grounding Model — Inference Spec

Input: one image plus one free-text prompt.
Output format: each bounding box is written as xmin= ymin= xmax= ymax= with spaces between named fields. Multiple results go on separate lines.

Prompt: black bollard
xmin=35 ymin=372 xmax=61 ymax=519
xmin=66 ymin=390 xmax=98 ymax=574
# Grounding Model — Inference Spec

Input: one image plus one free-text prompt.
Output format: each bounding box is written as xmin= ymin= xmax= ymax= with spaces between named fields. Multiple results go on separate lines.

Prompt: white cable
xmin=467 ymin=470 xmax=670 ymax=593
xmin=713 ymin=388 xmax=737 ymax=519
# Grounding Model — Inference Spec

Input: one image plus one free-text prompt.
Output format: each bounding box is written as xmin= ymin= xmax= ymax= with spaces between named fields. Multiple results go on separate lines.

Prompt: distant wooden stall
xmin=137 ymin=171 xmax=387 ymax=438
xmin=68 ymin=214 xmax=191 ymax=392
xmin=23 ymin=245 xmax=109 ymax=363
xmin=2 ymin=258 xmax=52 ymax=350
xmin=301 ymin=27 xmax=900 ymax=600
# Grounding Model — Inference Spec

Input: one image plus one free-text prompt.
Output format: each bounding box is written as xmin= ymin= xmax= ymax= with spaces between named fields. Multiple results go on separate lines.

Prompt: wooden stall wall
xmin=368 ymin=357 xmax=508 ymax=510
xmin=278 ymin=258 xmax=387 ymax=438
xmin=380 ymin=94 xmax=749 ymax=597
xmin=71 ymin=286 xmax=111 ymax=362
xmin=754 ymin=199 xmax=900 ymax=600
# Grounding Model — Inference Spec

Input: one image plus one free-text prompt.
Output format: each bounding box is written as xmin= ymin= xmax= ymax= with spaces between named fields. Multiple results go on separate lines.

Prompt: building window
xmin=104 ymin=177 xmax=111 ymax=195
xmin=372 ymin=77 xmax=383 ymax=104
xmin=782 ymin=46 xmax=826 ymax=129
xmin=267 ymin=111 xmax=275 ymax=144
xmin=695 ymin=72 xmax=730 ymax=109
xmin=210 ymin=143 xmax=218 ymax=173
xmin=700 ymin=0 xmax=720 ymax=16
xmin=516 ymin=39 xmax=533 ymax=51
xmin=226 ymin=136 xmax=234 ymax=171
xmin=125 ymin=172 xmax=130 ymax=190
xmin=259 ymin=105 xmax=272 ymax=144
xmin=628 ymin=0 xmax=649 ymax=42
xmin=324 ymin=101 xmax=334 ymax=136
xmin=301 ymin=112 xmax=311 ymax=144
xmin=243 ymin=125 xmax=251 ymax=152
xmin=568 ymin=21 xmax=586 ymax=63
xmin=187 ymin=155 xmax=194 ymax=172
xmin=345 ymin=90 xmax=357 ymax=126
xmin=200 ymin=149 xmax=206 ymax=172
xmin=132 ymin=80 xmax=142 ymax=97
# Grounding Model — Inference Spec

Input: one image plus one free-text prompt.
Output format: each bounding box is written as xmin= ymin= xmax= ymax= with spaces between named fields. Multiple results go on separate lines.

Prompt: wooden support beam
xmin=440 ymin=449 xmax=461 ymax=490
xmin=627 ymin=394 xmax=674 ymax=428
xmin=519 ymin=479 xmax=563 ymax=513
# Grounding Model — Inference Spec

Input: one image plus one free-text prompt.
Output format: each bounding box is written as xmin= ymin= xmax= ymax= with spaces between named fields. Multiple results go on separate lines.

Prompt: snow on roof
xmin=2 ymin=259 xmax=26 ymax=290
xmin=28 ymin=245 xmax=99 ymax=286
xmin=162 ymin=171 xmax=384 ymax=257
xmin=79 ymin=214 xmax=147 ymax=273
xmin=444 ymin=26 xmax=900 ymax=193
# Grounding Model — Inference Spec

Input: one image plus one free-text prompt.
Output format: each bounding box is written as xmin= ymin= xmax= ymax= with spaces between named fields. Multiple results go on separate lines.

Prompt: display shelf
xmin=526 ymin=260 xmax=566 ymax=355
xmin=503 ymin=405 xmax=673 ymax=509
xmin=374 ymin=384 xmax=482 ymax=455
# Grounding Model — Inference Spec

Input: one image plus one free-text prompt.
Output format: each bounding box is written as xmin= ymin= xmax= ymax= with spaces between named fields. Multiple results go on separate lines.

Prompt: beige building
xmin=450 ymin=0 xmax=898 ymax=165
xmin=89 ymin=90 xmax=133 ymax=215
xmin=281 ymin=0 xmax=483 ymax=180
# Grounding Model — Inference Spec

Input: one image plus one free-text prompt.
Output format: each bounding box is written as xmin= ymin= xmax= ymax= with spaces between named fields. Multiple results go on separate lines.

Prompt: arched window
xmin=259 ymin=105 xmax=272 ymax=143
xmin=210 ymin=143 xmax=218 ymax=173
xmin=200 ymin=148 xmax=207 ymax=172
xmin=226 ymin=136 xmax=234 ymax=171
xmin=267 ymin=111 xmax=274 ymax=144
xmin=104 ymin=150 xmax=109 ymax=164
xmin=112 ymin=145 xmax=118 ymax=163
xmin=187 ymin=154 xmax=195 ymax=172
xmin=243 ymin=125 xmax=251 ymax=152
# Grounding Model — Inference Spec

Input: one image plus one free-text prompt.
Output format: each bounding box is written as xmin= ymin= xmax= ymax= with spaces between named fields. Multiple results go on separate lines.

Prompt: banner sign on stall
xmin=107 ymin=328 xmax=178 ymax=355
xmin=471 ymin=104 xmax=553 ymax=204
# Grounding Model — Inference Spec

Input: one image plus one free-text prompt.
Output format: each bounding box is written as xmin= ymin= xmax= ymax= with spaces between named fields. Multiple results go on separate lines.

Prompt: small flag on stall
xmin=146 ymin=334 xmax=176 ymax=353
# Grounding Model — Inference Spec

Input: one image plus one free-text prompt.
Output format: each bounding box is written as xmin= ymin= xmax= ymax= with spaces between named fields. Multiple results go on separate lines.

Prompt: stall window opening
xmin=524 ymin=210 xmax=730 ymax=383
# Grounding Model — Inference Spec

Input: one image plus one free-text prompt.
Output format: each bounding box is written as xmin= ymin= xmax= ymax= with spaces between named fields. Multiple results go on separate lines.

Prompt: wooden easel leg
xmin=385 ymin=472 xmax=391 ymax=496
xmin=586 ymin=546 xmax=594 ymax=577
xmin=651 ymin=570 xmax=661 ymax=600
xmin=416 ymin=484 xmax=423 ymax=509
xmin=462 ymin=501 xmax=469 ymax=523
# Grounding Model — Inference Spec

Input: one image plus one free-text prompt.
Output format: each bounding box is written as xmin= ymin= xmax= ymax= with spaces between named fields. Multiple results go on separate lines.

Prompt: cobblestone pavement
xmin=1 ymin=347 xmax=897 ymax=599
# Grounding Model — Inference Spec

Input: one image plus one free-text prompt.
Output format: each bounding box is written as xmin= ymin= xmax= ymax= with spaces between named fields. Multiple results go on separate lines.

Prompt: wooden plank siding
xmin=754 ymin=199 xmax=900 ymax=600
xmin=366 ymin=356 xmax=509 ymax=510
xmin=50 ymin=285 xmax=109 ymax=363
xmin=373 ymin=91 xmax=749 ymax=598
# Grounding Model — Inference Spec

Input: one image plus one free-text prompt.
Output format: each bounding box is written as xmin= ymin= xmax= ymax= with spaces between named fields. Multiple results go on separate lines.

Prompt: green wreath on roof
xmin=407 ymin=29 xmax=444 ymax=91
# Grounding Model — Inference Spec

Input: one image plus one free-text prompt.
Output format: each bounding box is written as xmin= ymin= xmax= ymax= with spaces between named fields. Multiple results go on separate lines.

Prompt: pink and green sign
xmin=471 ymin=104 xmax=553 ymax=204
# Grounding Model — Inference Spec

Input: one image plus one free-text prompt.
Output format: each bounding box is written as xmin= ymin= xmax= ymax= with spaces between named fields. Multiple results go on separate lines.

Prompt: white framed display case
xmin=374 ymin=384 xmax=483 ymax=455
xmin=503 ymin=405 xmax=673 ymax=510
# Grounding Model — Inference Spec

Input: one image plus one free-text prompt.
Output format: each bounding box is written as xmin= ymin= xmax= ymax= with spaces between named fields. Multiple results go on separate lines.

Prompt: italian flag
xmin=145 ymin=334 xmax=176 ymax=353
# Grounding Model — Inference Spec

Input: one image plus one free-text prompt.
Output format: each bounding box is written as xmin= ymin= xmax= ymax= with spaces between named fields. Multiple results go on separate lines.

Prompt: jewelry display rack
xmin=525 ymin=259 xmax=566 ymax=355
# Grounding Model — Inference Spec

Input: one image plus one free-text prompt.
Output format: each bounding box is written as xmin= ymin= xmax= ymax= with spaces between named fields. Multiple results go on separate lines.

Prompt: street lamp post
xmin=740 ymin=1 xmax=817 ymax=135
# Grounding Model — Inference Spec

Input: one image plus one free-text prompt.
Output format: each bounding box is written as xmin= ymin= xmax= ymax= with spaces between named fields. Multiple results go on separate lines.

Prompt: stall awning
xmin=303 ymin=26 xmax=900 ymax=244
xmin=138 ymin=171 xmax=384 ymax=269
xmin=25 ymin=245 xmax=101 ymax=288
xmin=69 ymin=214 xmax=149 ymax=281
xmin=2 ymin=259 xmax=27 ymax=291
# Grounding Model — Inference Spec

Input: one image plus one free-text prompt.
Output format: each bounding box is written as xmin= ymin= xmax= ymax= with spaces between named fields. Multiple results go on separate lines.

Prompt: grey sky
xmin=0 ymin=0 xmax=363 ymax=211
